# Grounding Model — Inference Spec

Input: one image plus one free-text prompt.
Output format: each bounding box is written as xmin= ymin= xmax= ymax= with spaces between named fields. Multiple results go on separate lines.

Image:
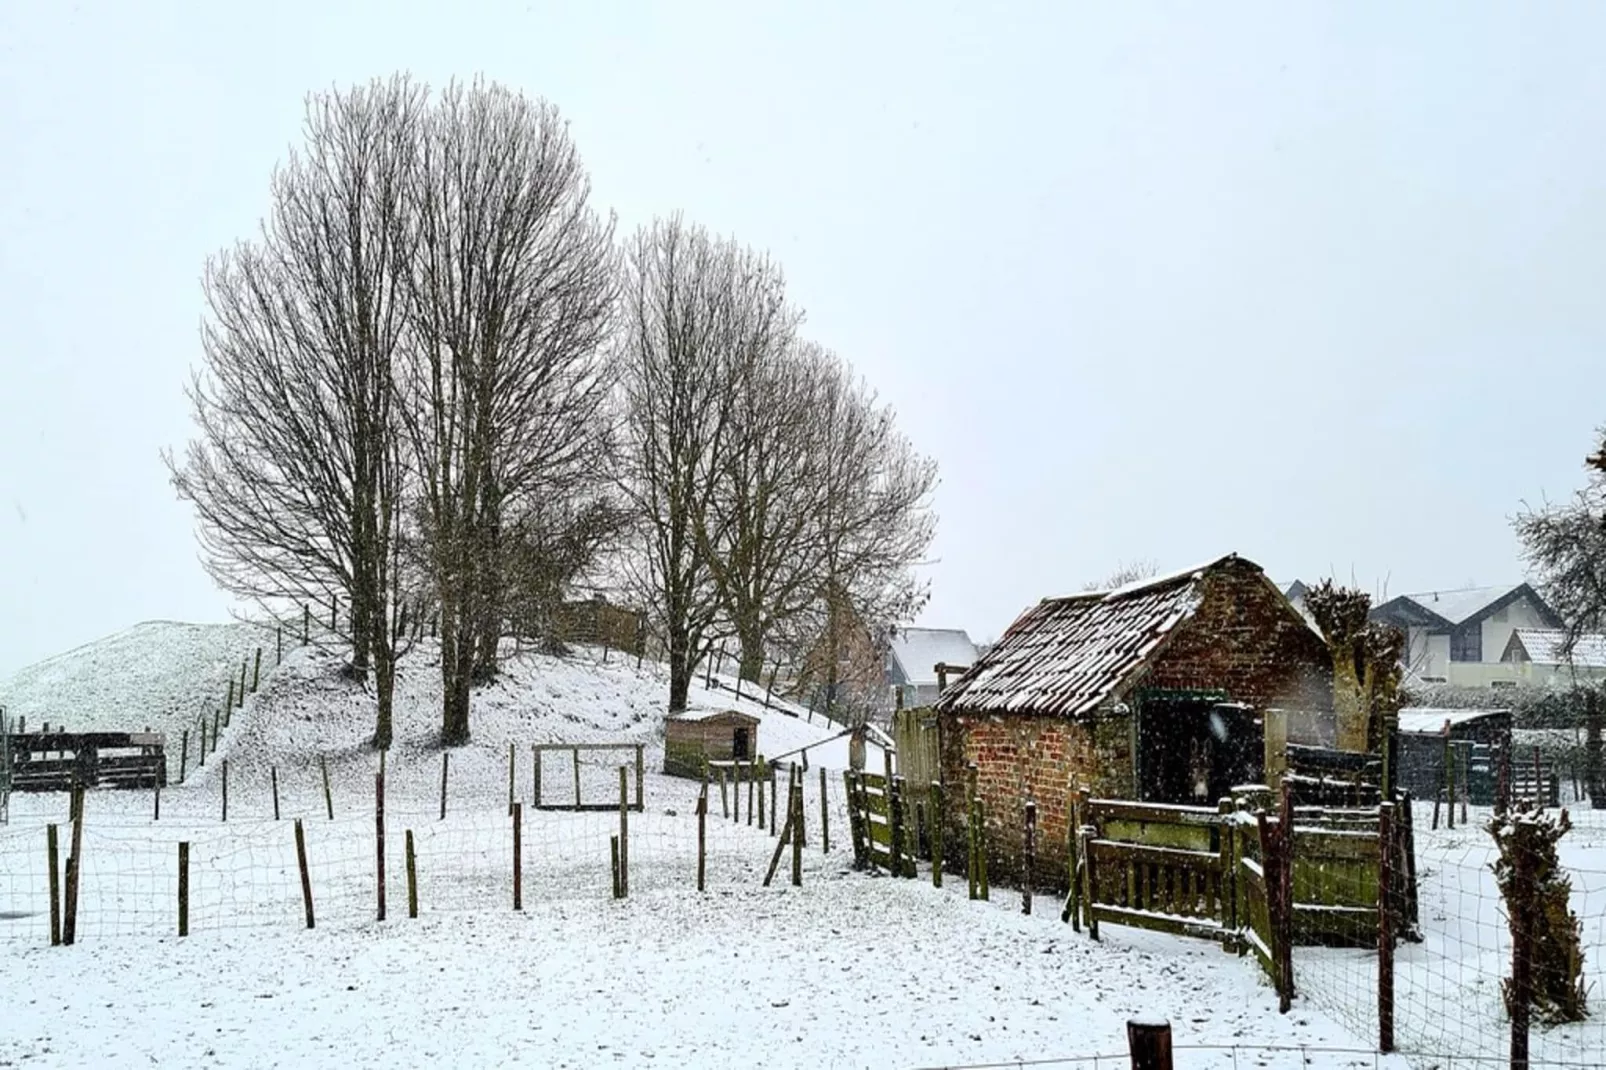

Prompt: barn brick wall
xmin=1139 ymin=559 xmax=1334 ymax=717
xmin=937 ymin=710 xmax=1132 ymax=891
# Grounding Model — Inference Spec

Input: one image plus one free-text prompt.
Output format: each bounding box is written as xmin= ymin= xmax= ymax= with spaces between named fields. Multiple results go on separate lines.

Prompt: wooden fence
xmin=5 ymin=731 xmax=167 ymax=792
xmin=530 ymin=743 xmax=644 ymax=812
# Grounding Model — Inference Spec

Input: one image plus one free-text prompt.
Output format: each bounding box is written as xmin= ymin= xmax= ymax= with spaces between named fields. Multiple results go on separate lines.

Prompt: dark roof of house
xmin=1370 ymin=583 xmax=1562 ymax=631
xmin=936 ymin=553 xmax=1280 ymax=718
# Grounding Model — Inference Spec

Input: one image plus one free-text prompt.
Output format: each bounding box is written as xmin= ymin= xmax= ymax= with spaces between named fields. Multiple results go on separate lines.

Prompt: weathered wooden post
xmin=153 ymin=774 xmax=161 ymax=821
xmin=618 ymin=765 xmax=630 ymax=898
xmin=226 ymin=680 xmax=235 ymax=726
xmin=221 ymin=757 xmax=229 ymax=822
xmin=46 ymin=824 xmax=61 ymax=946
xmin=512 ymin=801 xmax=523 ymax=912
xmin=508 ymin=742 xmax=516 ymax=817
xmin=1126 ymin=1018 xmax=1173 ymax=1070
xmin=610 ymin=836 xmax=622 ymax=899
xmin=178 ymin=729 xmax=188 ymax=785
xmin=635 ymin=744 xmax=644 ymax=811
xmin=719 ymin=766 xmax=730 ymax=820
xmin=405 ymin=830 xmax=418 ymax=918
xmin=276 ymin=624 xmax=283 ymax=666
xmin=302 ymin=604 xmax=310 ymax=644
xmin=294 ymin=818 xmax=315 ymax=928
xmin=375 ymin=770 xmax=386 ymax=921
xmin=1023 ymin=801 xmax=1037 ymax=915
xmin=1378 ymin=801 xmax=1395 ymax=1053
xmin=252 ymin=647 xmax=262 ymax=693
xmin=272 ymin=766 xmax=281 ymax=820
xmin=791 ymin=774 xmax=804 ymax=887
xmin=931 ymin=780 xmax=944 ymax=888
xmin=178 ymin=841 xmax=190 ymax=937
xmin=439 ymin=751 xmax=449 ymax=820
xmin=889 ymin=775 xmax=906 ymax=879
xmin=820 ymin=767 xmax=830 ymax=854
xmin=696 ymin=783 xmax=708 ymax=892
xmin=1217 ymin=797 xmax=1236 ymax=949
xmin=62 ymin=790 xmax=84 ymax=945
xmin=1263 ymin=708 xmax=1288 ymax=793
xmin=321 ymin=754 xmax=333 ymax=820
xmin=572 ymin=747 xmax=582 ymax=808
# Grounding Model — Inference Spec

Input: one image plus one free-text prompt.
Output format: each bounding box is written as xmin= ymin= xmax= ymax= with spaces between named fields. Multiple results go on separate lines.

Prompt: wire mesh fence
xmin=1292 ymin=800 xmax=1606 ymax=1069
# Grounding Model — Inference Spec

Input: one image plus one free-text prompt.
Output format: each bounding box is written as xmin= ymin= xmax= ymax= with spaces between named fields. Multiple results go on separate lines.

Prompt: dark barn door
xmin=1136 ymin=691 xmax=1258 ymax=804
xmin=732 ymin=727 xmax=750 ymax=760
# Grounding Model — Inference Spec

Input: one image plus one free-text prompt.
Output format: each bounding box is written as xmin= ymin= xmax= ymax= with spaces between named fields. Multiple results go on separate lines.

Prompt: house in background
xmin=1500 ymin=629 xmax=1606 ymax=686
xmin=1368 ymin=584 xmax=1563 ymax=690
xmin=886 ymin=627 xmax=980 ymax=708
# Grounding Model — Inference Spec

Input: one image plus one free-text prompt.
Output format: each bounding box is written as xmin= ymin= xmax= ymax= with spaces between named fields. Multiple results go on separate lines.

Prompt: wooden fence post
xmin=294 ymin=818 xmax=315 ymax=928
xmin=1023 ymin=801 xmax=1037 ymax=915
xmin=321 ymin=754 xmax=333 ymax=820
xmin=512 ymin=801 xmax=523 ymax=912
xmin=720 ymin=767 xmax=730 ymax=820
xmin=1444 ymin=725 xmax=1457 ymax=830
xmin=570 ymin=746 xmax=582 ymax=808
xmin=844 ymin=771 xmax=866 ymax=867
xmin=153 ymin=775 xmax=161 ymax=821
xmin=1378 ymin=801 xmax=1395 ymax=1054
xmin=439 ymin=751 xmax=449 ymax=820
xmin=758 ymin=759 xmax=767 ymax=830
xmin=252 ymin=647 xmax=261 ymax=693
xmin=610 ymin=835 xmax=621 ymax=898
xmin=272 ymin=766 xmax=281 ymax=820
xmin=1217 ymin=797 xmax=1236 ymax=950
xmin=178 ymin=841 xmax=190 ymax=937
xmin=508 ymin=742 xmax=516 ymax=817
xmin=1510 ymin=836 xmax=1533 ymax=1070
xmin=889 ymin=776 xmax=906 ymax=879
xmin=820 ymin=767 xmax=830 ymax=854
xmin=178 ymin=730 xmax=188 ymax=785
xmin=62 ymin=791 xmax=84 ymax=945
xmin=405 ymin=829 xmax=418 ymax=919
xmin=302 ymin=604 xmax=310 ymax=644
xmin=46 ymin=824 xmax=60 ymax=946
xmin=221 ymin=758 xmax=229 ymax=822
xmin=791 ymin=775 xmax=804 ymax=887
xmin=635 ymin=744 xmax=645 ymax=811
xmin=226 ymin=680 xmax=235 ymax=726
xmin=1064 ymin=790 xmax=1083 ymax=929
xmin=618 ymin=765 xmax=630 ymax=898
xmin=931 ymin=781 xmax=944 ymax=888
xmin=277 ymin=624 xmax=283 ymax=666
xmin=1126 ymin=1018 xmax=1173 ymax=1070
xmin=769 ymin=760 xmax=778 ymax=837
xmin=746 ymin=760 xmax=756 ymax=827
xmin=198 ymin=716 xmax=207 ymax=767
xmin=697 ymin=784 xmax=708 ymax=892
xmin=375 ymin=770 xmax=386 ymax=922
xmin=533 ymin=746 xmax=543 ymax=808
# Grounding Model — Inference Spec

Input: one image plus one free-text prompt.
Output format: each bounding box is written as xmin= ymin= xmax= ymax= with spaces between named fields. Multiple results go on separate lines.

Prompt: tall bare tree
xmin=400 ymin=80 xmax=616 ymax=744
xmin=615 ymin=216 xmax=795 ymax=711
xmin=167 ymin=77 xmax=423 ymax=748
xmin=1516 ymin=429 xmax=1606 ymax=657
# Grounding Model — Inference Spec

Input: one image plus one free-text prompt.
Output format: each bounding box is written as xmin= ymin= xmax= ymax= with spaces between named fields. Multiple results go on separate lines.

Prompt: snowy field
xmin=2 ymin=624 xmax=1406 ymax=1067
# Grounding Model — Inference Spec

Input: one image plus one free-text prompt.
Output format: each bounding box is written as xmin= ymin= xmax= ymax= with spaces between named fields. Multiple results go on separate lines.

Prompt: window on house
xmin=1450 ymin=627 xmax=1483 ymax=662
xmin=1491 ymin=680 xmax=1518 ymax=691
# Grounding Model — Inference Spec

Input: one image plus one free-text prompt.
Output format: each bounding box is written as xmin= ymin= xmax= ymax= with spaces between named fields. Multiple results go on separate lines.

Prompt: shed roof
xmin=1397 ymin=707 xmax=1511 ymax=734
xmin=665 ymin=708 xmax=761 ymax=726
xmin=888 ymin=627 xmax=980 ymax=686
xmin=936 ymin=553 xmax=1257 ymax=717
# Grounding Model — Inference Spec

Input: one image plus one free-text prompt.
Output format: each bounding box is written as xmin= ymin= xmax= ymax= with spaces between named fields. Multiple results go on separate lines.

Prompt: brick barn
xmin=933 ymin=553 xmax=1333 ymax=890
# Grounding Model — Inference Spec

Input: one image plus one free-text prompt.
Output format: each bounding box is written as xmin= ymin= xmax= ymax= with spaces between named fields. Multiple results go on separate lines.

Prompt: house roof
xmin=1506 ymin=628 xmax=1606 ymax=669
xmin=935 ymin=553 xmax=1254 ymax=718
xmin=1372 ymin=584 xmax=1561 ymax=631
xmin=888 ymin=627 xmax=980 ymax=687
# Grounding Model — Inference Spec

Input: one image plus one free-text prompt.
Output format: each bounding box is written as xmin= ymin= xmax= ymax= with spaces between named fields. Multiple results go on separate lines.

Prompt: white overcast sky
xmin=3 ymin=1 xmax=1605 ymax=677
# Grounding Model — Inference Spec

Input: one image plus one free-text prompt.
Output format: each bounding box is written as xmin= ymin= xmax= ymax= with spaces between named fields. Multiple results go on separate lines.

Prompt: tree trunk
xmin=372 ymin=628 xmax=395 ymax=751
xmin=736 ymin=615 xmax=765 ymax=685
xmin=1334 ymin=662 xmax=1368 ymax=753
xmin=668 ymin=626 xmax=693 ymax=713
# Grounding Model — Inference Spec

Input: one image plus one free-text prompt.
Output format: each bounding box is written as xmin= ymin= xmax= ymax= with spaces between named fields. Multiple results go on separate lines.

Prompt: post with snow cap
xmin=1126 ymin=1018 xmax=1173 ymax=1070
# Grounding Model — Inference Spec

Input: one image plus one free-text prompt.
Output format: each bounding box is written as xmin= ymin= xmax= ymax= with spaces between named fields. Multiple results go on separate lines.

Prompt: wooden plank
xmin=1090 ymin=904 xmax=1229 ymax=943
xmin=1086 ymin=799 xmax=1221 ymax=827
xmin=1101 ymin=818 xmax=1215 ymax=852
xmin=1089 ymin=839 xmax=1220 ymax=872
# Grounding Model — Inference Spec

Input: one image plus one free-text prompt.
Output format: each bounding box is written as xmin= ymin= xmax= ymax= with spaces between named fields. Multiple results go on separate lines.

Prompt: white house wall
xmin=1480 ymin=595 xmax=1552 ymax=668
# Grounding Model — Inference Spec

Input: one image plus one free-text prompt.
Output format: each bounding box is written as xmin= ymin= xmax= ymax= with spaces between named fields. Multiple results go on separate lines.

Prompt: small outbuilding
xmin=663 ymin=709 xmax=761 ymax=779
xmin=1395 ymin=706 xmax=1512 ymax=806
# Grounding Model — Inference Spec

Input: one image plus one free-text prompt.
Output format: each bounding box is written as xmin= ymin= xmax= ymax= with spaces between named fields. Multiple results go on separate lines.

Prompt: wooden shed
xmin=663 ymin=709 xmax=761 ymax=779
xmin=1395 ymin=706 xmax=1512 ymax=806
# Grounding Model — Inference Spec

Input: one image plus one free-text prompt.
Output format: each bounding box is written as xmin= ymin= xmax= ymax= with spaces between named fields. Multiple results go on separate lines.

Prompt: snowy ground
xmin=1 ymin=625 xmax=1400 ymax=1067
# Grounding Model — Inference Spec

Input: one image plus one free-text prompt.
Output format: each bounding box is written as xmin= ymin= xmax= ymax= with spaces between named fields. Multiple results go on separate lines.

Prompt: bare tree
xmin=400 ymin=80 xmax=616 ymax=745
xmin=167 ymin=77 xmax=423 ymax=748
xmin=614 ymin=216 xmax=795 ymax=711
xmin=1082 ymin=559 xmax=1161 ymax=592
xmin=1516 ymin=430 xmax=1606 ymax=658
xmin=804 ymin=357 xmax=937 ymax=720
xmin=700 ymin=338 xmax=832 ymax=683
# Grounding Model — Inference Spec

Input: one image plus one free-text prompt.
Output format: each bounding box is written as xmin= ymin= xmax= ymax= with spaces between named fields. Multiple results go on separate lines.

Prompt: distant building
xmin=1500 ymin=628 xmax=1606 ymax=685
xmin=885 ymin=627 xmax=980 ymax=708
xmin=1369 ymin=584 xmax=1564 ymax=690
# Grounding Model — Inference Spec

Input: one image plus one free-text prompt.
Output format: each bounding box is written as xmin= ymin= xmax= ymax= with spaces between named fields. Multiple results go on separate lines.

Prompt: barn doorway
xmin=732 ymin=727 xmax=750 ymax=761
xmin=1135 ymin=692 xmax=1262 ymax=805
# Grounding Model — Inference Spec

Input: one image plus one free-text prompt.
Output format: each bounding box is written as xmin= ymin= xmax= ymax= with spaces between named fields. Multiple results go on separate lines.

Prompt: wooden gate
xmin=844 ymin=768 xmax=916 ymax=877
xmin=891 ymin=707 xmax=940 ymax=855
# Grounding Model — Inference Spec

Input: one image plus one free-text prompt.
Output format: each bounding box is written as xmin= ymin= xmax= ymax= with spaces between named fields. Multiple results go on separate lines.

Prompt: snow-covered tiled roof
xmin=888 ymin=627 xmax=979 ymax=686
xmin=1509 ymin=628 xmax=1606 ymax=669
xmin=666 ymin=707 xmax=761 ymax=724
xmin=935 ymin=556 xmax=1240 ymax=717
